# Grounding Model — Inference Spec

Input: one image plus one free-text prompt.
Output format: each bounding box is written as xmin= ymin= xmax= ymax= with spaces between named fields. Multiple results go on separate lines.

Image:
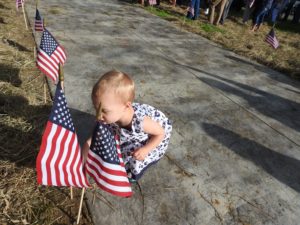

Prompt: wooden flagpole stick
xmin=42 ymin=18 xmax=47 ymax=104
xmin=76 ymin=102 xmax=102 ymax=224
xmin=22 ymin=2 xmax=28 ymax=30
xmin=77 ymin=188 xmax=86 ymax=224
xmin=77 ymin=103 xmax=102 ymax=223
xmin=58 ymin=63 xmax=73 ymax=200
xmin=34 ymin=3 xmax=36 ymax=35
xmin=59 ymin=63 xmax=64 ymax=90
xmin=43 ymin=81 xmax=47 ymax=103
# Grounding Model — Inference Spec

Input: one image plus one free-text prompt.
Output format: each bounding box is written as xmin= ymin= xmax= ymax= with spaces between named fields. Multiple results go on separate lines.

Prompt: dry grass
xmin=143 ymin=1 xmax=300 ymax=79
xmin=0 ymin=0 xmax=92 ymax=224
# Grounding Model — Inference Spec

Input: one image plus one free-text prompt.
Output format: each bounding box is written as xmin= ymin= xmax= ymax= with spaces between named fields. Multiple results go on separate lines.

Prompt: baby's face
xmin=94 ymin=90 xmax=127 ymax=124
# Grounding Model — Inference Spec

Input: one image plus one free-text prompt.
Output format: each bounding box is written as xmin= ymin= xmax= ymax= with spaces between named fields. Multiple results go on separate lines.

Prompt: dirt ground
xmin=0 ymin=0 xmax=93 ymax=224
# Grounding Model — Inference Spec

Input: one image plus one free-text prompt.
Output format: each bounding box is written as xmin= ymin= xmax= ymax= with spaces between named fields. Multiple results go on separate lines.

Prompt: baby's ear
xmin=125 ymin=101 xmax=132 ymax=108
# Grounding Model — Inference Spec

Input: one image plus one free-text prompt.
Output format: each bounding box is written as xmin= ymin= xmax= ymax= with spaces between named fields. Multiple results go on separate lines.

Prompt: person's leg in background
xmin=243 ymin=0 xmax=256 ymax=23
xmin=292 ymin=4 xmax=300 ymax=23
xmin=194 ymin=0 xmax=201 ymax=19
xmin=282 ymin=0 xmax=297 ymax=21
xmin=202 ymin=0 xmax=210 ymax=15
xmin=214 ymin=0 xmax=228 ymax=25
xmin=271 ymin=0 xmax=289 ymax=23
xmin=209 ymin=0 xmax=222 ymax=23
xmin=252 ymin=6 xmax=269 ymax=31
xmin=187 ymin=0 xmax=201 ymax=20
xmin=220 ymin=0 xmax=234 ymax=24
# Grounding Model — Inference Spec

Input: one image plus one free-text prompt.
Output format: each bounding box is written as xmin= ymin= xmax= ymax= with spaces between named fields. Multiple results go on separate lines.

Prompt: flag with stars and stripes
xmin=36 ymin=82 xmax=89 ymax=188
xmin=16 ymin=0 xmax=24 ymax=10
xmin=85 ymin=122 xmax=132 ymax=197
xmin=35 ymin=9 xmax=44 ymax=32
xmin=37 ymin=29 xmax=66 ymax=82
xmin=265 ymin=28 xmax=279 ymax=49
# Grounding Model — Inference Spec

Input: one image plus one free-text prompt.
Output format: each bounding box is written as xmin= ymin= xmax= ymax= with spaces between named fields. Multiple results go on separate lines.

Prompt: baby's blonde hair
xmin=92 ymin=70 xmax=135 ymax=106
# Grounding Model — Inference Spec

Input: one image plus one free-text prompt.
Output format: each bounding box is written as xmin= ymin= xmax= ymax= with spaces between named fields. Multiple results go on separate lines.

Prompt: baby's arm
xmin=132 ymin=116 xmax=165 ymax=161
xmin=82 ymin=137 xmax=92 ymax=164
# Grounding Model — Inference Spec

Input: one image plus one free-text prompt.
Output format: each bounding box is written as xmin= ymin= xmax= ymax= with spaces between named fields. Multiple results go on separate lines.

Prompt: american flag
xmin=35 ymin=9 xmax=44 ymax=32
xmin=37 ymin=29 xmax=66 ymax=82
xmin=265 ymin=28 xmax=279 ymax=49
xmin=85 ymin=122 xmax=132 ymax=197
xmin=16 ymin=0 xmax=24 ymax=10
xmin=36 ymin=82 xmax=89 ymax=188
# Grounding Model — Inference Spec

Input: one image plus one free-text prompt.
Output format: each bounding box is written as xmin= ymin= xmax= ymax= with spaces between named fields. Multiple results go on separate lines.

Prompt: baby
xmin=84 ymin=70 xmax=172 ymax=181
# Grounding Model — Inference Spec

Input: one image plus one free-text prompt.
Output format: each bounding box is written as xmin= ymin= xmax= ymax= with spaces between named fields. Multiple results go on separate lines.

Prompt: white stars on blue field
xmin=40 ymin=29 xmax=59 ymax=56
xmin=49 ymin=83 xmax=75 ymax=132
xmin=91 ymin=122 xmax=119 ymax=164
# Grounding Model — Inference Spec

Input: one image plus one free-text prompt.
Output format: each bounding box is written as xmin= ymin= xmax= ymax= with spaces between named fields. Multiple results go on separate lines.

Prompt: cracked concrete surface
xmin=26 ymin=0 xmax=300 ymax=224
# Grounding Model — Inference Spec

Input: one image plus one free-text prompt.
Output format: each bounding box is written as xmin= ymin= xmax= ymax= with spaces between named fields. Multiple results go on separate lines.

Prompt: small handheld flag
xmin=36 ymin=82 xmax=89 ymax=188
xmin=85 ymin=122 xmax=132 ymax=197
xmin=265 ymin=28 xmax=279 ymax=49
xmin=35 ymin=9 xmax=44 ymax=32
xmin=37 ymin=29 xmax=66 ymax=82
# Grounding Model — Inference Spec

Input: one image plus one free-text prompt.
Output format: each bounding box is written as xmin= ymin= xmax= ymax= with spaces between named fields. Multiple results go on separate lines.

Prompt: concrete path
xmin=26 ymin=0 xmax=300 ymax=224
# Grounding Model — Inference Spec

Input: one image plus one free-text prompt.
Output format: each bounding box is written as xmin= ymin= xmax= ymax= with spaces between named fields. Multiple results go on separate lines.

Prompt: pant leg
xmin=243 ymin=0 xmax=257 ymax=23
xmin=221 ymin=0 xmax=234 ymax=23
xmin=194 ymin=0 xmax=201 ymax=19
xmin=271 ymin=6 xmax=280 ymax=23
xmin=187 ymin=0 xmax=196 ymax=19
xmin=254 ymin=7 xmax=269 ymax=25
xmin=243 ymin=3 xmax=251 ymax=22
xmin=283 ymin=0 xmax=297 ymax=20
xmin=292 ymin=4 xmax=300 ymax=23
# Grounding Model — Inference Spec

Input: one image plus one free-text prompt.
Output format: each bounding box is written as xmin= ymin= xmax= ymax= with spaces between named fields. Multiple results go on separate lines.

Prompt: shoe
xmin=204 ymin=8 xmax=209 ymax=15
xmin=128 ymin=177 xmax=137 ymax=183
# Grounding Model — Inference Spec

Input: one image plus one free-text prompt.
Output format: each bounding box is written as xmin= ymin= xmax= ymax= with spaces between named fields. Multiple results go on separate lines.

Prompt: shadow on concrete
xmin=0 ymin=63 xmax=22 ymax=87
xmin=164 ymin=54 xmax=300 ymax=90
xmin=197 ymin=76 xmax=300 ymax=133
xmin=70 ymin=108 xmax=96 ymax=146
xmin=161 ymin=56 xmax=300 ymax=134
xmin=202 ymin=122 xmax=300 ymax=193
xmin=225 ymin=55 xmax=300 ymax=89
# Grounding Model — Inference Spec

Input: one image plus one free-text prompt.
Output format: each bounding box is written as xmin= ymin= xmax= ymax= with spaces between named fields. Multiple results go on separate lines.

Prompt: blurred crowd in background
xmin=138 ymin=0 xmax=300 ymax=29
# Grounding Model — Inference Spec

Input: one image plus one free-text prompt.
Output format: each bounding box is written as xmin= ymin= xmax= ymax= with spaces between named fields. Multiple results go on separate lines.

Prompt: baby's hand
xmin=132 ymin=148 xmax=149 ymax=161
